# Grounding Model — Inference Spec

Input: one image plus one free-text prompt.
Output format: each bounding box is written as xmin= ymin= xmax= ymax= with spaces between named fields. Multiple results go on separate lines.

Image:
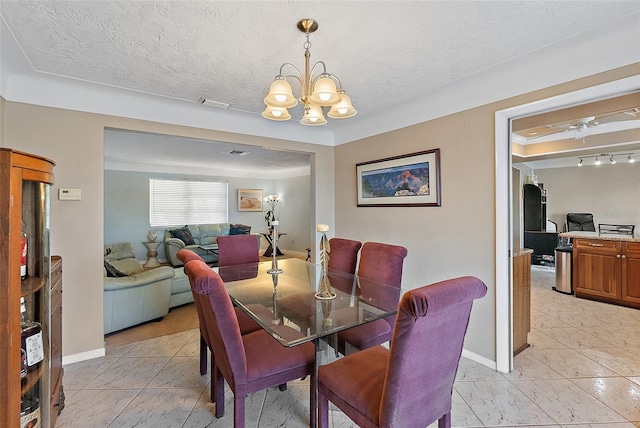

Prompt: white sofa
xmin=103 ymin=243 xmax=175 ymax=334
xmin=164 ymin=223 xmax=255 ymax=266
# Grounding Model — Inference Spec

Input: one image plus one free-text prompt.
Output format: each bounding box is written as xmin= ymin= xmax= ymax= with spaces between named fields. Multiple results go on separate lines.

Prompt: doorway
xmin=494 ymin=75 xmax=640 ymax=373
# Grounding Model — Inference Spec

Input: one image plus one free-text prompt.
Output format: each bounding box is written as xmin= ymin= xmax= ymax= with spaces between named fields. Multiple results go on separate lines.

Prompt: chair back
xmin=380 ymin=276 xmax=487 ymax=427
xmin=176 ymin=248 xmax=205 ymax=265
xmin=328 ymin=238 xmax=362 ymax=274
xmin=358 ymin=242 xmax=408 ymax=288
xmin=177 ymin=249 xmax=209 ymax=340
xmin=567 ymin=213 xmax=595 ymax=231
xmin=184 ymin=260 xmax=248 ymax=388
xmin=217 ymin=235 xmax=260 ymax=266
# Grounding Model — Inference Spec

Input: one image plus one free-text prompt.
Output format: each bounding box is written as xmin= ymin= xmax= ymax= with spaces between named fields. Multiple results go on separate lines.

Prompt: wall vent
xmin=223 ymin=150 xmax=249 ymax=156
xmin=198 ymin=97 xmax=230 ymax=109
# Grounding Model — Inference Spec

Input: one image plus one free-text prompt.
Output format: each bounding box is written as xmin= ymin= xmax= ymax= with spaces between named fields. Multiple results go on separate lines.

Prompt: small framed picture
xmin=356 ymin=149 xmax=441 ymax=207
xmin=238 ymin=189 xmax=263 ymax=211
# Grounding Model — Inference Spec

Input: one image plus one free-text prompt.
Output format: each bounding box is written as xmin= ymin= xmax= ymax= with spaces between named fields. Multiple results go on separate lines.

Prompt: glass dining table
xmin=216 ymin=257 xmax=402 ymax=427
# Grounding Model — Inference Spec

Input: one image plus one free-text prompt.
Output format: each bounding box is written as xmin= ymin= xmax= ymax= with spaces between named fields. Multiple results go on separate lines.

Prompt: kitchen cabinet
xmin=0 ymin=148 xmax=56 ymax=428
xmin=571 ymin=235 xmax=640 ymax=309
xmin=513 ymin=248 xmax=532 ymax=355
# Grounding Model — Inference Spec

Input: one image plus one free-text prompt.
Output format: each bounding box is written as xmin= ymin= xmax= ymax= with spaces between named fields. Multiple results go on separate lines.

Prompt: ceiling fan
xmin=546 ymin=116 xmax=600 ymax=139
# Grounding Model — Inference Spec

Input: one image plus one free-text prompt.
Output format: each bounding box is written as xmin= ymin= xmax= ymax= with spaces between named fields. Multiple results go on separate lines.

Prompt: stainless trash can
xmin=553 ymin=246 xmax=573 ymax=294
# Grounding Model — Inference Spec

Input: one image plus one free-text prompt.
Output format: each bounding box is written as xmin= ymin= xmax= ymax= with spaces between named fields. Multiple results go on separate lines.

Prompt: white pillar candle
xmin=317 ymin=224 xmax=329 ymax=232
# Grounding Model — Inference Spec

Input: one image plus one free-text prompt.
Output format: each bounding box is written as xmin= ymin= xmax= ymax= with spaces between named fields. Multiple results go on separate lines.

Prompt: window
xmin=149 ymin=178 xmax=228 ymax=227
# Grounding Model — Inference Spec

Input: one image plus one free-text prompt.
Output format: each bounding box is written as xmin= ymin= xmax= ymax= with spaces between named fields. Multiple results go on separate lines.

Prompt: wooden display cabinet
xmin=0 ymin=149 xmax=56 ymax=428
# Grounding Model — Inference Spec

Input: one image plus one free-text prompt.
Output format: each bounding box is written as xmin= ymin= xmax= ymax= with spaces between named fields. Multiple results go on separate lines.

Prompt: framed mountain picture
xmin=356 ymin=149 xmax=441 ymax=207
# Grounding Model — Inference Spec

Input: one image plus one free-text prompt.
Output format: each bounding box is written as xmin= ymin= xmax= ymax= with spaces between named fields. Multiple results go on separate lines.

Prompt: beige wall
xmin=536 ymin=163 xmax=640 ymax=232
xmin=3 ymin=103 xmax=334 ymax=358
xmin=335 ymin=64 xmax=639 ymax=361
xmin=3 ymin=63 xmax=637 ymax=363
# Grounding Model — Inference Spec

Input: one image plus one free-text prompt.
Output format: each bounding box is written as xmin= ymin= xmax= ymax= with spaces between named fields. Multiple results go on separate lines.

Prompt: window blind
xmin=149 ymin=178 xmax=228 ymax=227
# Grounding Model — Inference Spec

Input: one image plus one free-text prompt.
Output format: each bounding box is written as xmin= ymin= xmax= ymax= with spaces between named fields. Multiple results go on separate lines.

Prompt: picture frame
xmin=238 ymin=189 xmax=263 ymax=211
xmin=356 ymin=149 xmax=441 ymax=207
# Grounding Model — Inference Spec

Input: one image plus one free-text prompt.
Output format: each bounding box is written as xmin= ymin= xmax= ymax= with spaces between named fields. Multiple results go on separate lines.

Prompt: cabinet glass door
xmin=20 ymin=180 xmax=50 ymax=428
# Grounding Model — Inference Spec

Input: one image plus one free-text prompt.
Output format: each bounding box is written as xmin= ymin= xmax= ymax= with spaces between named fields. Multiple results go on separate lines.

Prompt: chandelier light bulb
xmin=262 ymin=105 xmax=291 ymax=121
xmin=594 ymin=157 xmax=601 ymax=166
xmin=629 ymin=155 xmax=635 ymax=163
xmin=327 ymin=91 xmax=357 ymax=119
xmin=578 ymin=158 xmax=583 ymax=167
xmin=300 ymin=104 xmax=327 ymax=126
xmin=610 ymin=156 xmax=616 ymax=165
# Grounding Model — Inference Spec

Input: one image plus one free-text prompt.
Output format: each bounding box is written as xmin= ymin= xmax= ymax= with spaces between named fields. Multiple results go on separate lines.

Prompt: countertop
xmin=558 ymin=231 xmax=639 ymax=242
xmin=513 ymin=248 xmax=534 ymax=256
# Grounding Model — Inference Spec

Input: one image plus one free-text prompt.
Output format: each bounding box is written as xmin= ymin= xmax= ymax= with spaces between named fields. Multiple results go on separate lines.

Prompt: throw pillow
xmin=104 ymin=260 xmax=128 ymax=278
xmin=229 ymin=224 xmax=251 ymax=235
xmin=170 ymin=226 xmax=195 ymax=245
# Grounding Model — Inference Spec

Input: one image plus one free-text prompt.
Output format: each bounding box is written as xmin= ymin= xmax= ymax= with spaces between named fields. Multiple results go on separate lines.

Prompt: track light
xmin=575 ymin=153 xmax=635 ymax=166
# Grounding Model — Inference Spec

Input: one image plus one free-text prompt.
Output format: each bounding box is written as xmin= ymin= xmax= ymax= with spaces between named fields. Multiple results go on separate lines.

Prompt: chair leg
xmin=234 ymin=395 xmax=246 ymax=428
xmin=317 ymin=387 xmax=328 ymax=428
xmin=214 ymin=366 xmax=225 ymax=418
xmin=438 ymin=412 xmax=451 ymax=428
xmin=278 ymin=383 xmax=287 ymax=391
xmin=199 ymin=335 xmax=208 ymax=375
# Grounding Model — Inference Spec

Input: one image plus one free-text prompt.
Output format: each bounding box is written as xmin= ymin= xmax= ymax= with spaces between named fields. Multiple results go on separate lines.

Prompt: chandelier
xmin=262 ymin=19 xmax=357 ymax=126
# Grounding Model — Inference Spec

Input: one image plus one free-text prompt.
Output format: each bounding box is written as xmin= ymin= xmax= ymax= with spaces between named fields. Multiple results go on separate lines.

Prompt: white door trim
xmin=494 ymin=75 xmax=640 ymax=373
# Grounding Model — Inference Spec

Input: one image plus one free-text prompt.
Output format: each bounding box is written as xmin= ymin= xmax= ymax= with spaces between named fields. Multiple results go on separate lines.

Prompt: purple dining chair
xmin=177 ymin=249 xmax=265 ymax=404
xmin=318 ymin=276 xmax=488 ymax=428
xmin=327 ymin=237 xmax=362 ymax=274
xmin=216 ymin=234 xmax=260 ymax=266
xmin=185 ymin=259 xmax=316 ymax=428
xmin=336 ymin=241 xmax=408 ymax=354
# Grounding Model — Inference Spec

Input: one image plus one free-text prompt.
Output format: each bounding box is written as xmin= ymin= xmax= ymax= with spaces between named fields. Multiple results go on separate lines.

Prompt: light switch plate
xmin=58 ymin=188 xmax=81 ymax=200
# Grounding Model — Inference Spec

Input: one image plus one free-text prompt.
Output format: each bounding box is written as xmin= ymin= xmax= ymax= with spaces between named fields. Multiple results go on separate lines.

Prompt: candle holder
xmin=315 ymin=224 xmax=336 ymax=300
xmin=267 ymin=220 xmax=283 ymax=274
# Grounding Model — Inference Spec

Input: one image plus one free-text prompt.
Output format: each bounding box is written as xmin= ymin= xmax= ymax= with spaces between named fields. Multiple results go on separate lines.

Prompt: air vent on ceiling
xmin=223 ymin=150 xmax=249 ymax=156
xmin=198 ymin=97 xmax=230 ymax=109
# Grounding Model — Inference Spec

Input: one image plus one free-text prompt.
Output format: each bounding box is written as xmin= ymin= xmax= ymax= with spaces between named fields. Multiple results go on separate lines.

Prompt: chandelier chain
xmin=304 ymin=33 xmax=311 ymax=52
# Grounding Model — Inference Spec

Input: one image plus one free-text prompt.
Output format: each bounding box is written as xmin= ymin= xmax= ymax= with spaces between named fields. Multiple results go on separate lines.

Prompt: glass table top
xmin=218 ymin=258 xmax=401 ymax=347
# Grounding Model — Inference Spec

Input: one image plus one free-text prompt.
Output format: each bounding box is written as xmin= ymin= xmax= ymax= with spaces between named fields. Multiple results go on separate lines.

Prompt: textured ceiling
xmin=1 ymin=1 xmax=639 ymax=171
xmin=2 ymin=1 xmax=639 ymax=119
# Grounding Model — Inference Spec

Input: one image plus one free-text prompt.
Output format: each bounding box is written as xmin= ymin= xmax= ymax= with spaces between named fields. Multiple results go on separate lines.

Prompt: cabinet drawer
xmin=622 ymin=241 xmax=640 ymax=256
xmin=574 ymin=239 xmax=619 ymax=251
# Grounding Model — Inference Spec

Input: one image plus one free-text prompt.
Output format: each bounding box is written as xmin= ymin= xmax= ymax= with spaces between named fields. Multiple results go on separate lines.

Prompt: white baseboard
xmin=461 ymin=348 xmax=499 ymax=371
xmin=62 ymin=347 xmax=106 ymax=365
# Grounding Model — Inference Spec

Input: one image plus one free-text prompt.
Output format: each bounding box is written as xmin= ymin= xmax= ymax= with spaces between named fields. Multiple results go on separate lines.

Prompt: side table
xmin=143 ymin=241 xmax=162 ymax=268
xmin=259 ymin=232 xmax=287 ymax=257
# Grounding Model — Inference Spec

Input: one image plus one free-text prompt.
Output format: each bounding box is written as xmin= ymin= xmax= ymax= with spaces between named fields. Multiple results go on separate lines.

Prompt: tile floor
xmin=56 ymin=266 xmax=640 ymax=427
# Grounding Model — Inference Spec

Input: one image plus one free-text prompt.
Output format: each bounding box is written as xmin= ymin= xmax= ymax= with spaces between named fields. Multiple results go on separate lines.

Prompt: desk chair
xmin=318 ymin=276 xmax=487 ymax=428
xmin=567 ymin=213 xmax=595 ymax=231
